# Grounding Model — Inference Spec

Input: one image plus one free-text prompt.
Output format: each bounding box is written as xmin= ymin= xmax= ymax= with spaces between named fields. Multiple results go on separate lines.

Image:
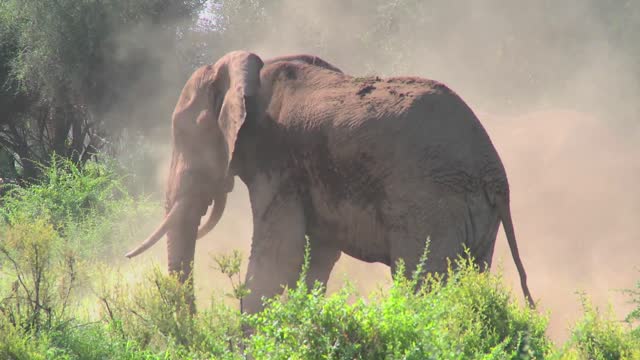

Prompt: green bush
xmin=2 ymin=154 xmax=640 ymax=358
xmin=0 ymin=218 xmax=80 ymax=333
xmin=0 ymin=154 xmax=160 ymax=259
xmin=0 ymin=318 xmax=50 ymax=360
xmin=94 ymin=264 xmax=244 ymax=359
xmin=554 ymin=295 xmax=640 ymax=360
xmin=1 ymin=155 xmax=125 ymax=226
xmin=624 ymin=277 xmax=640 ymax=338
xmin=0 ymin=155 xmax=166 ymax=359
xmin=246 ymin=248 xmax=551 ymax=360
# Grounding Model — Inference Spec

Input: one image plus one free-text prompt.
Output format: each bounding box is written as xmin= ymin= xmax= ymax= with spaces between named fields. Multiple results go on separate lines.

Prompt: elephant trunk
xmin=166 ymin=202 xmax=201 ymax=312
xmin=125 ymin=164 xmax=231 ymax=313
xmin=164 ymin=177 xmax=228 ymax=312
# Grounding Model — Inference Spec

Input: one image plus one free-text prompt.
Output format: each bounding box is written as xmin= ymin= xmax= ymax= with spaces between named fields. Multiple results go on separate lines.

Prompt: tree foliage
xmin=1 ymin=0 xmax=640 ymax=181
xmin=0 ymin=0 xmax=206 ymax=180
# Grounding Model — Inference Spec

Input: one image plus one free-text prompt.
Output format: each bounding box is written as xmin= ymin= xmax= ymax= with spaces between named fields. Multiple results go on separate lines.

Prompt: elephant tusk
xmin=125 ymin=200 xmax=187 ymax=258
xmin=196 ymin=193 xmax=227 ymax=240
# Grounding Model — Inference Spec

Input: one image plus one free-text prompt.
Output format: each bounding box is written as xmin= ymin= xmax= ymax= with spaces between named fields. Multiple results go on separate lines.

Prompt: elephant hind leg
xmin=462 ymin=192 xmax=501 ymax=272
xmin=388 ymin=224 xmax=464 ymax=284
xmin=304 ymin=238 xmax=341 ymax=290
xmin=468 ymin=217 xmax=500 ymax=272
xmin=242 ymin=237 xmax=340 ymax=315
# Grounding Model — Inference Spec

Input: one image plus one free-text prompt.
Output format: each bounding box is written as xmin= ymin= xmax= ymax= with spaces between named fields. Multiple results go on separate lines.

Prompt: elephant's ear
xmin=216 ymin=51 xmax=263 ymax=176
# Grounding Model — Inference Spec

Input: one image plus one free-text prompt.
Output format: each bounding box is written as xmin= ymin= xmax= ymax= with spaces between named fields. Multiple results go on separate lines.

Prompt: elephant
xmin=125 ymin=50 xmax=535 ymax=313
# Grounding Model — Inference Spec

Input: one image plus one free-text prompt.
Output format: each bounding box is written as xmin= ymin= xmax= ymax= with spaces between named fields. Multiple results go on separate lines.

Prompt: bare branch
xmin=0 ymin=245 xmax=34 ymax=307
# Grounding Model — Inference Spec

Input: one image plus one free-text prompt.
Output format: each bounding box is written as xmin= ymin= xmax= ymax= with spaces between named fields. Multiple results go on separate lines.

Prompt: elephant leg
xmin=468 ymin=218 xmax=500 ymax=272
xmin=242 ymin=193 xmax=307 ymax=315
xmin=304 ymin=238 xmax=341 ymax=290
xmin=461 ymin=192 xmax=502 ymax=272
xmin=389 ymin=225 xmax=463 ymax=284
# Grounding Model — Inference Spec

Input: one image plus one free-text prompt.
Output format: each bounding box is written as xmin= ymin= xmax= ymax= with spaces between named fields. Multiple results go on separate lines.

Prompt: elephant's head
xmin=125 ymin=51 xmax=263 ymax=287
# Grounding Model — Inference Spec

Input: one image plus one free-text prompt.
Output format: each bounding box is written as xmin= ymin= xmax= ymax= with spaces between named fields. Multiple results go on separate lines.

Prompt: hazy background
xmin=144 ymin=0 xmax=639 ymax=343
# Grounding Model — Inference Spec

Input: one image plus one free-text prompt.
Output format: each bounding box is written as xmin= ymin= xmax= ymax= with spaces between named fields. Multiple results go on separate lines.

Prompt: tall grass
xmin=0 ymin=155 xmax=639 ymax=359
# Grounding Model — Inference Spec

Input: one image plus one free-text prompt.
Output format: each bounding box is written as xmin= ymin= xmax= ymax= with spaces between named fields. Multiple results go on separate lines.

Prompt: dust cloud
xmin=486 ymin=109 xmax=640 ymax=341
xmin=129 ymin=1 xmax=640 ymax=343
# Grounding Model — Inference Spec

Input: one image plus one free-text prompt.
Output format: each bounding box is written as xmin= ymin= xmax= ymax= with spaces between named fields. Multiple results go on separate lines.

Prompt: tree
xmin=0 ymin=0 xmax=207 ymax=180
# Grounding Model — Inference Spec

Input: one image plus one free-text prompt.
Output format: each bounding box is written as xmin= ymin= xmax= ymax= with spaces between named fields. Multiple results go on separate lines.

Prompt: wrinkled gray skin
xmin=126 ymin=51 xmax=535 ymax=313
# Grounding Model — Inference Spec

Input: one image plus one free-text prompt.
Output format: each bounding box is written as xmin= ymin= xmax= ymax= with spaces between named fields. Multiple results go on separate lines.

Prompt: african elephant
xmin=125 ymin=51 xmax=535 ymax=313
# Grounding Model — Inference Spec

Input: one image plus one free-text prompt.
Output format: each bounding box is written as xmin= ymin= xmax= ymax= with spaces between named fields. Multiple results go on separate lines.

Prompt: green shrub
xmin=246 ymin=247 xmax=552 ymax=360
xmin=413 ymin=256 xmax=551 ymax=359
xmin=1 ymin=155 xmax=125 ymax=227
xmin=556 ymin=295 xmax=640 ymax=360
xmin=95 ymin=264 xmax=244 ymax=359
xmin=0 ymin=217 xmax=81 ymax=333
xmin=0 ymin=316 xmax=50 ymax=360
xmin=0 ymin=154 xmax=165 ymax=359
xmin=3 ymin=153 xmax=640 ymax=359
xmin=0 ymin=216 xmax=101 ymax=359
xmin=624 ymin=277 xmax=640 ymax=338
xmin=0 ymin=154 xmax=160 ymax=259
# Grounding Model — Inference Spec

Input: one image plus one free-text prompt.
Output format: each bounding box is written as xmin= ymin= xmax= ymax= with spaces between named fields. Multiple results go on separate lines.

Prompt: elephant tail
xmin=497 ymin=195 xmax=535 ymax=309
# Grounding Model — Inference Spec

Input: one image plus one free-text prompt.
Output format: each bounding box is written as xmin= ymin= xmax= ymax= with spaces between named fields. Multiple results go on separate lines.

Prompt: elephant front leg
xmin=242 ymin=194 xmax=307 ymax=315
